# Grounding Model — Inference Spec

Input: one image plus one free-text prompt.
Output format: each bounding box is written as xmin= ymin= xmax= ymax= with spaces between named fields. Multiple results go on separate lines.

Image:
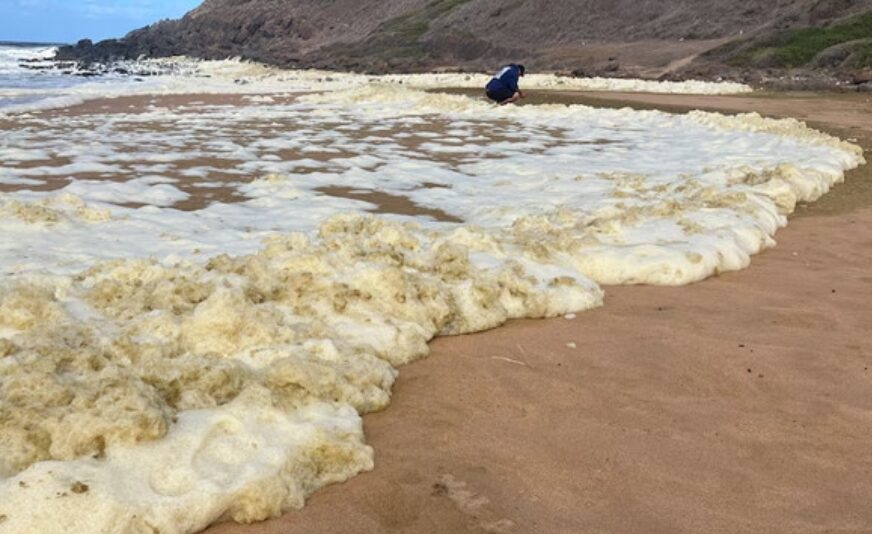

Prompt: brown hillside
xmin=56 ymin=0 xmax=872 ymax=87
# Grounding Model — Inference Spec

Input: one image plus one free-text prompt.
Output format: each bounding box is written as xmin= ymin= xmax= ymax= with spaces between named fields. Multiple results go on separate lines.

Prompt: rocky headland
xmin=53 ymin=0 xmax=872 ymax=90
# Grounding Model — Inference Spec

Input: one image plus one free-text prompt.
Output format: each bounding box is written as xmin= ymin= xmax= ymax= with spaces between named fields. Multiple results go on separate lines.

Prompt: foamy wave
xmin=0 ymin=45 xmax=58 ymax=76
xmin=0 ymin=214 xmax=600 ymax=531
xmin=0 ymin=82 xmax=862 ymax=533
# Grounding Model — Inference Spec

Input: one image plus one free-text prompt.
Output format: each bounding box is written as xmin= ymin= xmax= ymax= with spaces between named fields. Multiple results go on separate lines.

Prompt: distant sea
xmin=0 ymin=41 xmax=85 ymax=109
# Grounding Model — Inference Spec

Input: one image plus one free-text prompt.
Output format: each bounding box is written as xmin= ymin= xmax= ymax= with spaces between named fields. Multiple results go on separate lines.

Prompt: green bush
xmin=353 ymin=0 xmax=473 ymax=59
xmin=848 ymin=41 xmax=872 ymax=67
xmin=730 ymin=10 xmax=872 ymax=67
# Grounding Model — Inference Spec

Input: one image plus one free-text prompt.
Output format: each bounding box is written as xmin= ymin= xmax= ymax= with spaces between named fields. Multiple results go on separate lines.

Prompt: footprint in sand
xmin=431 ymin=473 xmax=516 ymax=533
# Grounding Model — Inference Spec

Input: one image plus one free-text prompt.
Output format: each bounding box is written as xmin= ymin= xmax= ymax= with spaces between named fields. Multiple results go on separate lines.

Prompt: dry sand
xmin=202 ymin=90 xmax=872 ymax=533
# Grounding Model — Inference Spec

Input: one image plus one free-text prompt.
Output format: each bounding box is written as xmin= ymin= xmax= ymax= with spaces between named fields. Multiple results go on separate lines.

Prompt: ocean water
xmin=0 ymin=43 xmax=68 ymax=86
xmin=0 ymin=52 xmax=863 ymax=533
xmin=0 ymin=43 xmax=185 ymax=112
xmin=0 ymin=43 xmax=78 ymax=107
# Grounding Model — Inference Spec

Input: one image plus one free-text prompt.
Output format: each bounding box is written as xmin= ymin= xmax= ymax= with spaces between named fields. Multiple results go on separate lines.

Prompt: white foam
xmin=61 ymin=177 xmax=189 ymax=207
xmin=0 ymin=45 xmax=58 ymax=75
xmin=379 ymin=71 xmax=752 ymax=94
xmin=0 ymin=174 xmax=43 ymax=186
xmin=0 ymin=54 xmax=752 ymax=117
xmin=0 ymin=78 xmax=863 ymax=534
xmin=0 ymin=400 xmax=372 ymax=532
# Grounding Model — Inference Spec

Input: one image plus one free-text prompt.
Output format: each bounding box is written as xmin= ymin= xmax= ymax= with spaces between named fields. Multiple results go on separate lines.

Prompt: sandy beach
xmin=2 ymin=84 xmax=870 ymax=533
xmin=192 ymin=90 xmax=872 ymax=533
xmin=4 ymin=0 xmax=872 ymax=523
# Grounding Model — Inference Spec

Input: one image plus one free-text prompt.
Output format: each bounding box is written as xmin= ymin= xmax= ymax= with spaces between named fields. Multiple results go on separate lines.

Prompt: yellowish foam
xmin=0 ymin=81 xmax=865 ymax=534
xmin=0 ymin=214 xmax=600 ymax=532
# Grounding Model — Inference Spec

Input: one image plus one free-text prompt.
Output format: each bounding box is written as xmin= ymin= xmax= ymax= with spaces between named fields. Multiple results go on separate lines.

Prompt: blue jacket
xmin=486 ymin=64 xmax=521 ymax=93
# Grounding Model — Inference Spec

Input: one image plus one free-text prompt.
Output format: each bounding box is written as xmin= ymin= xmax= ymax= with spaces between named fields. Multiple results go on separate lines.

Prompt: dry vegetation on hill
xmin=57 ymin=0 xmax=872 ymax=88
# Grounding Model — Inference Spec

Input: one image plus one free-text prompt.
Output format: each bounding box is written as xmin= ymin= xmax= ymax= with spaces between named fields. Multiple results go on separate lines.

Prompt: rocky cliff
xmin=55 ymin=0 xmax=872 ymax=87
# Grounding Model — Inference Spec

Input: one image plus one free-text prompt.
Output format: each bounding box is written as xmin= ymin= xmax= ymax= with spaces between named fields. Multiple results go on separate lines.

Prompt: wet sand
xmin=201 ymin=90 xmax=872 ymax=533
xmin=0 ymin=92 xmax=523 ymax=218
xmin=314 ymin=185 xmax=462 ymax=223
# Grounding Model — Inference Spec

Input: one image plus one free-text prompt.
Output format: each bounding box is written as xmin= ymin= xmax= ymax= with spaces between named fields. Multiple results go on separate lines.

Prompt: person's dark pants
xmin=485 ymin=84 xmax=515 ymax=103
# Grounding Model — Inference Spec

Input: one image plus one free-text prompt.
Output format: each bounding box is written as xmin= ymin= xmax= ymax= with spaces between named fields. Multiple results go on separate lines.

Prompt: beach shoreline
xmin=201 ymin=89 xmax=872 ymax=534
xmin=1 ymin=86 xmax=869 ymax=533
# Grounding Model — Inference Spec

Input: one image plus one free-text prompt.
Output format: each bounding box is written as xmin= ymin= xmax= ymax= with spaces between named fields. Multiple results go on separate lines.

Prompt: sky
xmin=0 ymin=0 xmax=202 ymax=44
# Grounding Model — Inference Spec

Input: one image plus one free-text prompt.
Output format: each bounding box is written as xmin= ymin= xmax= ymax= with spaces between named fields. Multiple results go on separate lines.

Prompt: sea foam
xmin=0 ymin=72 xmax=864 ymax=533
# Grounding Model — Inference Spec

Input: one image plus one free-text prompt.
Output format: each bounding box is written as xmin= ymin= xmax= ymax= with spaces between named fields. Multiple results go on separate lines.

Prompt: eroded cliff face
xmin=55 ymin=0 xmax=872 ymax=86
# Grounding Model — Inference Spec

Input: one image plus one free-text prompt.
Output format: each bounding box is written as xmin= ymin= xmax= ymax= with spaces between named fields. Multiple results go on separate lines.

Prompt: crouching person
xmin=485 ymin=64 xmax=525 ymax=105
